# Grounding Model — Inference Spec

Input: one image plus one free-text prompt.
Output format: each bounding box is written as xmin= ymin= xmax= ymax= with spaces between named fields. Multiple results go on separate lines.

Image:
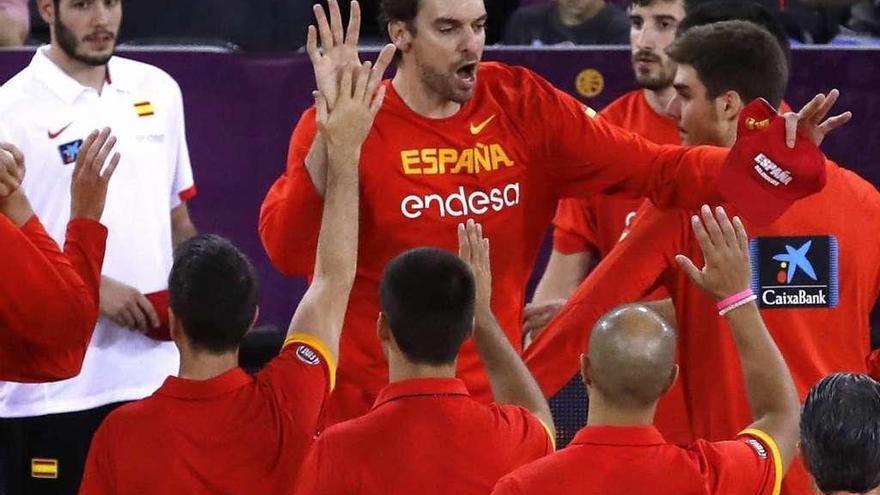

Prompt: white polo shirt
xmin=0 ymin=47 xmax=195 ymax=417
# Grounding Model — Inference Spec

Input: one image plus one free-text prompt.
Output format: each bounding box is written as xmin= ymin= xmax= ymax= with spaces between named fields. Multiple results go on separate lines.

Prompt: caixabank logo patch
xmin=750 ymin=235 xmax=839 ymax=309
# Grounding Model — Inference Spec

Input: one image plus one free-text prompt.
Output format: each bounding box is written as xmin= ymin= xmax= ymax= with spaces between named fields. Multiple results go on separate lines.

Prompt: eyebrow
xmin=654 ymin=15 xmax=679 ymax=23
xmin=435 ymin=14 xmax=488 ymax=25
xmin=673 ymin=83 xmax=690 ymax=92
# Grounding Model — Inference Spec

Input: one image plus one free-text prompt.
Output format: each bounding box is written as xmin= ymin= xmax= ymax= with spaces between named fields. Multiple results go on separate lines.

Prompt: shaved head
xmin=586 ymin=304 xmax=678 ymax=408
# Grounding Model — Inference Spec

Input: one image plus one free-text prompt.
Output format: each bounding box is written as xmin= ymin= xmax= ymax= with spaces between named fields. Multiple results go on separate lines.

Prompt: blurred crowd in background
xmin=0 ymin=0 xmax=878 ymax=51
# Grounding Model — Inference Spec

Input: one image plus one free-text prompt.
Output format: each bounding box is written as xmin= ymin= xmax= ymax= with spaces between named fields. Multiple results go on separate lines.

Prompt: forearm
xmin=62 ymin=219 xmax=108 ymax=312
xmin=312 ymin=146 xmax=358 ymax=287
xmin=532 ymin=250 xmax=591 ymax=302
xmin=726 ymin=302 xmax=799 ymax=465
xmin=171 ymin=205 xmax=197 ymax=249
xmin=0 ymin=190 xmax=35 ymax=227
xmin=286 ymin=145 xmax=359 ymax=358
xmin=474 ymin=309 xmax=555 ymax=431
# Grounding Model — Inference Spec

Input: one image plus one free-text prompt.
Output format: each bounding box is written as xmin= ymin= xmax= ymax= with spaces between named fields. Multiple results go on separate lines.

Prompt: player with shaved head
xmin=494 ymin=206 xmax=799 ymax=494
xmin=586 ymin=304 xmax=678 ymax=413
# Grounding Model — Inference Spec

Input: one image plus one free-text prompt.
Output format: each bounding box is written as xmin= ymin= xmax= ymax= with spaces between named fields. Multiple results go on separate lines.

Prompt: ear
xmin=388 ymin=20 xmax=413 ymax=54
xmin=250 ymin=307 xmax=260 ymax=330
xmin=718 ymin=90 xmax=744 ymax=123
xmin=661 ymin=364 xmax=680 ymax=395
xmin=37 ymin=0 xmax=55 ymax=24
xmin=377 ymin=313 xmax=391 ymax=344
xmin=168 ymin=308 xmax=183 ymax=346
xmin=580 ymin=353 xmax=592 ymax=387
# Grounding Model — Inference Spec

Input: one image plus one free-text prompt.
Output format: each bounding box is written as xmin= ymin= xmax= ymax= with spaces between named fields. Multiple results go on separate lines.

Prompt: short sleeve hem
xmin=538 ymin=418 xmax=557 ymax=452
xmin=283 ymin=333 xmax=337 ymax=392
xmin=739 ymin=428 xmax=783 ymax=495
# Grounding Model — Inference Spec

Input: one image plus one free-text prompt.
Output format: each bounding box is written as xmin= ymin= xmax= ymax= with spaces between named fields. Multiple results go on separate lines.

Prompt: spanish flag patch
xmin=31 ymin=458 xmax=58 ymax=479
xmin=134 ymin=101 xmax=155 ymax=117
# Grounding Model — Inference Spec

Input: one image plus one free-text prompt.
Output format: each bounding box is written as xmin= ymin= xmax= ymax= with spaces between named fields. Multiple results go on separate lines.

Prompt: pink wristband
xmin=717 ymin=289 xmax=754 ymax=310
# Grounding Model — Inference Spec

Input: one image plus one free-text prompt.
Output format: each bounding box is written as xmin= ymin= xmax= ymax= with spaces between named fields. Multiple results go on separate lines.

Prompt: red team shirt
xmin=293 ymin=377 xmax=555 ymax=495
xmin=525 ymin=162 xmax=880 ymax=494
xmin=0 ymin=215 xmax=106 ymax=383
xmin=492 ymin=426 xmax=782 ymax=495
xmin=260 ymin=62 xmax=726 ymax=424
xmin=78 ymin=335 xmax=336 ymax=495
xmin=553 ymin=90 xmax=682 ymax=258
xmin=551 ymin=89 xmax=691 ymax=445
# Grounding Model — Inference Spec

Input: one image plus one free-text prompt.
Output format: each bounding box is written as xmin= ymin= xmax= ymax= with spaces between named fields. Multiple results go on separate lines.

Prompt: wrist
xmin=70 ymin=209 xmax=101 ymax=222
xmin=474 ymin=306 xmax=494 ymax=325
xmin=719 ymin=293 xmax=757 ymax=317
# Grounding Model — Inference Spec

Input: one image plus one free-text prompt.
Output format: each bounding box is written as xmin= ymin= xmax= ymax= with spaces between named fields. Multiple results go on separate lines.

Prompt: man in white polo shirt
xmin=0 ymin=0 xmax=197 ymax=493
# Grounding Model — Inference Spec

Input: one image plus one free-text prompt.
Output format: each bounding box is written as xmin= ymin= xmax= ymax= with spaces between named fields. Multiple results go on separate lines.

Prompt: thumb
xmin=783 ymin=112 xmax=799 ymax=149
xmin=675 ymin=254 xmax=703 ymax=286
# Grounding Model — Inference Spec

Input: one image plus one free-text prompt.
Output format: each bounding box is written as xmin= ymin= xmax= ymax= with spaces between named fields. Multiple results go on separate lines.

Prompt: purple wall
xmin=2 ymin=47 xmax=877 ymax=329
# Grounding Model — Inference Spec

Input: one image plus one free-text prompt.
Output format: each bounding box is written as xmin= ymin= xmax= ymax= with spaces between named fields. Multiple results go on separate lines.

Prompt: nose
xmin=92 ymin=2 xmax=111 ymax=26
xmin=460 ymin=26 xmax=482 ymax=56
xmin=634 ymin=25 xmax=656 ymax=51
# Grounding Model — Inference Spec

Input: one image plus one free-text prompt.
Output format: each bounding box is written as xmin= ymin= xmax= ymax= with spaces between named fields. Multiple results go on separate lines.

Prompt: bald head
xmin=586 ymin=304 xmax=678 ymax=408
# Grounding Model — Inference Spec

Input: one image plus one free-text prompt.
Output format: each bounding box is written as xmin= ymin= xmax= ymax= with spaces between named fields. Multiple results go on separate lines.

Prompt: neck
xmin=46 ymin=44 xmax=107 ymax=93
xmin=558 ymin=1 xmax=606 ymax=27
xmin=178 ymin=349 xmax=239 ymax=381
xmin=586 ymin=392 xmax=657 ymax=427
xmin=387 ymin=354 xmax=457 ymax=383
xmin=392 ymin=69 xmax=462 ymax=119
xmin=643 ymin=86 xmax=676 ymax=117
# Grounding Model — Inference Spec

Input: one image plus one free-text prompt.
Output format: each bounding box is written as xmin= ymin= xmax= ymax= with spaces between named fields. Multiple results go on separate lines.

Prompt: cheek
xmin=657 ymin=30 xmax=676 ymax=51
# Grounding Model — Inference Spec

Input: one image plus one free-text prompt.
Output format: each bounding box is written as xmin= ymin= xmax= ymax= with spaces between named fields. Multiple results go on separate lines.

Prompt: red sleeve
xmin=512 ymin=67 xmax=725 ymax=208
xmin=524 ymin=205 xmax=682 ymax=397
xmin=258 ymin=107 xmax=324 ymax=277
xmin=694 ymin=430 xmax=782 ymax=495
xmin=552 ymin=198 xmax=598 ymax=255
xmin=0 ymin=215 xmax=107 ymax=382
xmin=78 ymin=416 xmax=116 ymax=495
xmin=492 ymin=404 xmax=556 ymax=460
xmin=257 ymin=334 xmax=335 ymax=437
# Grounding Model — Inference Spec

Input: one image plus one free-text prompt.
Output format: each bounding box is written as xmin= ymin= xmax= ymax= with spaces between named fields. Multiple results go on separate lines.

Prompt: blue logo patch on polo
xmin=57 ymin=139 xmax=83 ymax=165
xmin=750 ymin=235 xmax=839 ymax=308
xmin=296 ymin=345 xmax=321 ymax=366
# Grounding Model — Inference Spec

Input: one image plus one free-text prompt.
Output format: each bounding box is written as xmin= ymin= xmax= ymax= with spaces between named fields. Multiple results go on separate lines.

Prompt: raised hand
xmin=784 ymin=88 xmax=852 ymax=148
xmin=307 ymin=0 xmax=364 ymax=110
xmin=458 ymin=219 xmax=492 ymax=316
xmin=315 ymin=61 xmax=387 ymax=152
xmin=71 ymin=128 xmax=120 ymax=222
xmin=0 ymin=142 xmax=25 ymax=198
xmin=676 ymin=205 xmax=752 ymax=301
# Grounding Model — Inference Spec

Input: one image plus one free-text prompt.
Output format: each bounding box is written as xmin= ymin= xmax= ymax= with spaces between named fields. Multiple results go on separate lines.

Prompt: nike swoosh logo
xmin=48 ymin=122 xmax=73 ymax=140
xmin=470 ymin=115 xmax=496 ymax=135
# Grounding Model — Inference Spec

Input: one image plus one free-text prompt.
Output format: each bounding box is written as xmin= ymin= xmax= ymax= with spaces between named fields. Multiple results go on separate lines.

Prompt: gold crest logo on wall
xmin=575 ymin=69 xmax=604 ymax=98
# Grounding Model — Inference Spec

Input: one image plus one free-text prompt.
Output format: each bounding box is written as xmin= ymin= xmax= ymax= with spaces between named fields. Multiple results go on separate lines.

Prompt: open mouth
xmin=86 ymin=32 xmax=115 ymax=43
xmin=456 ymin=63 xmax=478 ymax=83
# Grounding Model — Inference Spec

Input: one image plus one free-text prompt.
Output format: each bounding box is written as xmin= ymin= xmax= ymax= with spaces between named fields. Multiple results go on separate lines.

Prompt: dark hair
xmin=630 ymin=0 xmax=700 ymax=12
xmin=678 ymin=0 xmax=792 ymax=70
xmin=169 ymin=234 xmax=258 ymax=354
xmin=379 ymin=247 xmax=475 ymax=365
xmin=379 ymin=0 xmax=420 ymax=62
xmin=666 ymin=20 xmax=788 ymax=109
xmin=801 ymin=373 xmax=880 ymax=494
